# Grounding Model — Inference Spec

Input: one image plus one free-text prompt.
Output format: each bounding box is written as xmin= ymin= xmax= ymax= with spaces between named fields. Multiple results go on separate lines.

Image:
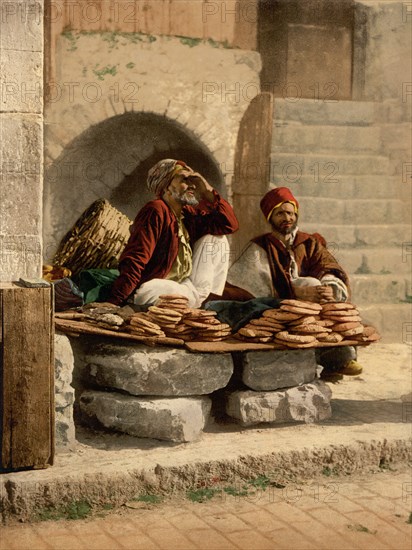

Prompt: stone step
xmin=269 ymin=175 xmax=397 ymax=199
xmin=272 ymin=123 xmax=381 ymax=155
xmin=270 ymin=153 xmax=390 ymax=177
xmin=350 ymin=274 xmax=411 ymax=304
xmin=273 ymin=98 xmax=376 ymax=126
xmin=295 ymin=196 xmax=406 ymax=225
xmin=79 ymin=391 xmax=212 ymax=443
xmin=332 ymin=248 xmax=411 ymax=277
xmin=300 ymin=223 xmax=411 ymax=249
xmin=357 ymin=304 xmax=412 ymax=344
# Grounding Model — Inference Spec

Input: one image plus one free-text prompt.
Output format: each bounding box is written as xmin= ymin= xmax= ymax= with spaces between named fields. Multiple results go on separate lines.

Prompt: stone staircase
xmin=271 ymin=98 xmax=411 ymax=342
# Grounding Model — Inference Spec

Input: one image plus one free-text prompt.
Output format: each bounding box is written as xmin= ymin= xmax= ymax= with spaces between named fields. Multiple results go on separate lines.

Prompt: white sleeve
xmin=320 ymin=274 xmax=349 ymax=302
xmin=227 ymin=242 xmax=273 ymax=298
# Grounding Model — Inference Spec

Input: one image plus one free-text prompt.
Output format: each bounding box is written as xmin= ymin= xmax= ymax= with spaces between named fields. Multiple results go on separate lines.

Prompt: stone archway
xmin=43 ymin=112 xmax=224 ymax=262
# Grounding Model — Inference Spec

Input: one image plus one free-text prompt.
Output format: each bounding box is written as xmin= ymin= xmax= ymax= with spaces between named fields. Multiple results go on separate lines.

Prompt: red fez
xmin=260 ymin=187 xmax=299 ymax=220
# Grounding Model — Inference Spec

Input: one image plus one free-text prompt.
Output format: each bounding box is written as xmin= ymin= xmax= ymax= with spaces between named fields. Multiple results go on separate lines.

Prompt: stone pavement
xmin=1 ymin=343 xmax=411 ymax=524
xmin=1 ymin=468 xmax=411 ymax=549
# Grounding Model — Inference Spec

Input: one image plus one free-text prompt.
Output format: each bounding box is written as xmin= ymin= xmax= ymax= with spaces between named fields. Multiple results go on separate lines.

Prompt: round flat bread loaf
xmin=148 ymin=305 xmax=182 ymax=318
xmin=262 ymin=309 xmax=302 ymax=321
xmin=322 ymin=308 xmax=359 ymax=317
xmin=277 ymin=340 xmax=317 ymax=348
xmin=184 ymin=319 xmax=225 ymax=329
xmin=362 ymin=325 xmax=378 ymax=337
xmin=159 ymin=294 xmax=189 ymax=301
xmin=248 ymin=324 xmax=282 ymax=334
xmin=166 ymin=324 xmax=193 ymax=334
xmin=127 ymin=326 xmax=165 ymax=337
xmin=129 ymin=316 xmax=162 ymax=330
xmin=239 ymin=327 xmax=273 ymax=338
xmin=316 ymin=332 xmax=344 ymax=343
xmin=332 ymin=321 xmax=362 ymax=332
xmin=280 ymin=305 xmax=321 ymax=315
xmin=203 ymin=323 xmax=231 ymax=332
xmin=157 ymin=304 xmax=191 ymax=314
xmin=321 ymin=302 xmax=356 ymax=311
xmin=362 ymin=332 xmax=381 ymax=342
xmin=274 ymin=331 xmax=317 ymax=344
xmin=149 ymin=314 xmax=181 ymax=324
xmin=288 ymin=316 xmax=319 ymax=326
xmin=327 ymin=315 xmax=362 ymax=323
xmin=249 ymin=318 xmax=285 ymax=329
xmin=198 ymin=330 xmax=232 ymax=338
xmin=280 ymin=299 xmax=322 ymax=311
xmin=341 ymin=325 xmax=365 ymax=336
xmin=291 ymin=324 xmax=332 ymax=334
xmin=185 ymin=309 xmax=217 ymax=318
xmin=317 ymin=319 xmax=336 ymax=327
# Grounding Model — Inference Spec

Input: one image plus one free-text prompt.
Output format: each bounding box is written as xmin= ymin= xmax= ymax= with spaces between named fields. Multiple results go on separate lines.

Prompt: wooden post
xmin=0 ymin=283 xmax=54 ymax=472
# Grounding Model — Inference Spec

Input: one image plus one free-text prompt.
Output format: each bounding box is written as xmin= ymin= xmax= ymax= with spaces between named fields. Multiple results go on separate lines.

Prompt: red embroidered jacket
xmin=108 ymin=191 xmax=238 ymax=305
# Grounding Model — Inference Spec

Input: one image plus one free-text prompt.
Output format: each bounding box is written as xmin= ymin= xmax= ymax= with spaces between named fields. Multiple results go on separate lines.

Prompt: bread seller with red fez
xmin=107 ymin=159 xmax=239 ymax=308
xmin=227 ymin=186 xmax=363 ymax=380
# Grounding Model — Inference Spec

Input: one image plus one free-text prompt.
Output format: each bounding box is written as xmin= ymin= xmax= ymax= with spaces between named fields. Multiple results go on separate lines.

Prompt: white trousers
xmin=133 ymin=235 xmax=230 ymax=308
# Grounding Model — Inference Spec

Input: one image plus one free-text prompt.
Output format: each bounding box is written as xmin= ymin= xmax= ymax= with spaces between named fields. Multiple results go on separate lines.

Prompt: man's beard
xmin=170 ymin=189 xmax=199 ymax=206
xmin=270 ymin=220 xmax=298 ymax=236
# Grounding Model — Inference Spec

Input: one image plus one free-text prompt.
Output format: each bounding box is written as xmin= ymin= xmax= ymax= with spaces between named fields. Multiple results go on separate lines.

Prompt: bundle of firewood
xmin=236 ymin=299 xmax=380 ymax=347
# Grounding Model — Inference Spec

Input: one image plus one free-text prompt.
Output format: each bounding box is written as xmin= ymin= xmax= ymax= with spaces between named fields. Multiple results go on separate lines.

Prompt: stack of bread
xmin=236 ymin=300 xmax=323 ymax=346
xmin=274 ymin=300 xmax=330 ymax=348
xmin=181 ymin=309 xmax=232 ymax=342
xmin=319 ymin=302 xmax=380 ymax=343
xmin=145 ymin=295 xmax=232 ymax=342
xmin=126 ymin=312 xmax=167 ymax=337
xmin=236 ymin=299 xmax=379 ymax=347
xmin=83 ymin=311 xmax=125 ymax=331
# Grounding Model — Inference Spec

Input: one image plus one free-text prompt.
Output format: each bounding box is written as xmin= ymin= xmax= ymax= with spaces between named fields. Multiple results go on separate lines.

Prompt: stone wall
xmin=0 ymin=2 xmax=44 ymax=280
xmin=355 ymin=1 xmax=412 ymax=213
xmin=44 ymin=33 xmax=260 ymax=260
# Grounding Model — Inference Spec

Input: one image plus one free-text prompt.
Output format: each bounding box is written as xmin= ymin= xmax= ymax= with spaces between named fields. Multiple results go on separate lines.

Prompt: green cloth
xmin=75 ymin=268 xmax=120 ymax=304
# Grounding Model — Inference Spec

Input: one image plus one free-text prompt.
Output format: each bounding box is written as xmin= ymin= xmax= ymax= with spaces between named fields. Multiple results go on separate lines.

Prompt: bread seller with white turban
xmin=107 ymin=159 xmax=239 ymax=308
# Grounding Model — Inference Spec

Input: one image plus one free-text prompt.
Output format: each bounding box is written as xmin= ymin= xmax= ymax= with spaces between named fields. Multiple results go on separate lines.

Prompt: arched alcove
xmin=43 ymin=112 xmax=225 ymax=261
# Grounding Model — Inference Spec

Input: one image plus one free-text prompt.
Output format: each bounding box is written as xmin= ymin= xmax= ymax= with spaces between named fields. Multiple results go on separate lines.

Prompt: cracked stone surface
xmin=235 ymin=349 xmax=317 ymax=391
xmin=226 ymin=379 xmax=332 ymax=426
xmin=83 ymin=343 xmax=233 ymax=396
xmin=79 ymin=390 xmax=212 ymax=443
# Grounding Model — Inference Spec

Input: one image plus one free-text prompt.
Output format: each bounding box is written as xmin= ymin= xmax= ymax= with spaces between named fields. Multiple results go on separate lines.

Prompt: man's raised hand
xmin=188 ymin=172 xmax=215 ymax=202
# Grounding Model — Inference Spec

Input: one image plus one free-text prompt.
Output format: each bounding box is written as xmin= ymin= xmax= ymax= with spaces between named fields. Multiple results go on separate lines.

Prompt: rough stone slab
xmin=0 ymin=50 xmax=43 ymax=113
xmin=235 ymin=349 xmax=317 ymax=391
xmin=273 ymin=175 xmax=399 ymax=200
xmin=0 ymin=174 xmax=41 ymax=234
xmin=0 ymin=1 xmax=43 ymax=52
xmin=297 ymin=226 xmax=409 ymax=251
xmin=0 ymin=234 xmax=42 ymax=282
xmin=351 ymin=274 xmax=409 ymax=303
xmin=54 ymin=334 xmax=76 ymax=449
xmin=84 ymin=343 xmax=233 ymax=396
xmin=273 ymin=97 xmax=376 ymax=125
xmin=226 ymin=380 xmax=332 ymax=426
xmin=295 ymin=197 xmax=404 ymax=225
xmin=270 ymin=152 xmax=389 ymax=176
xmin=0 ymin=114 xmax=42 ymax=174
xmin=272 ymin=124 xmax=381 ymax=154
xmin=80 ymin=390 xmax=211 ymax=443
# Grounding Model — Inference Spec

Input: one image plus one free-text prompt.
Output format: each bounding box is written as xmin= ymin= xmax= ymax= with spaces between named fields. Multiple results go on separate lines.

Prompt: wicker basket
xmin=53 ymin=199 xmax=132 ymax=276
